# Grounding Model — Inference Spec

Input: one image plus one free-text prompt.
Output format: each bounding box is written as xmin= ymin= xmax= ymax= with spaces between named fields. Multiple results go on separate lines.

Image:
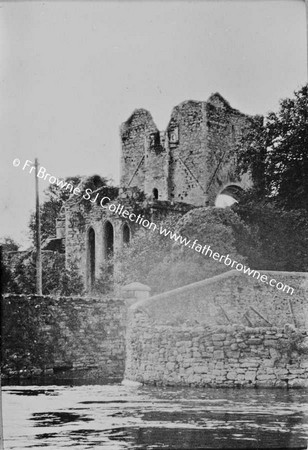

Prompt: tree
xmin=237 ymin=84 xmax=308 ymax=210
xmin=3 ymin=175 xmax=118 ymax=295
xmin=0 ymin=237 xmax=19 ymax=252
xmin=233 ymin=199 xmax=308 ymax=272
xmin=29 ymin=175 xmax=118 ymax=243
xmin=2 ymin=249 xmax=84 ymax=296
xmin=233 ymin=85 xmax=308 ymax=272
xmin=0 ymin=237 xmax=21 ymax=294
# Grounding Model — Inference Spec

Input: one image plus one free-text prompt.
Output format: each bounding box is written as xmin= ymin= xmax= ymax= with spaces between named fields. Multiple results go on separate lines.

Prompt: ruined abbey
xmin=4 ymin=94 xmax=308 ymax=389
xmin=53 ymin=93 xmax=252 ymax=289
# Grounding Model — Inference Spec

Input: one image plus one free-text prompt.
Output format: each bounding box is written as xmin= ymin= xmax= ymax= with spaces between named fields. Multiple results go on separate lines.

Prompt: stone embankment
xmin=125 ymin=318 xmax=308 ymax=388
xmin=2 ymin=294 xmax=126 ymax=380
xmin=124 ymin=271 xmax=308 ymax=388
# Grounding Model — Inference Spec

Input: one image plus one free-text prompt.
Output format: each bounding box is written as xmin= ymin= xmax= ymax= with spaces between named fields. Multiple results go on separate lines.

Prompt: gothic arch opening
xmin=104 ymin=221 xmax=114 ymax=259
xmin=87 ymin=227 xmax=95 ymax=289
xmin=215 ymin=185 xmax=244 ymax=208
xmin=153 ymin=188 xmax=158 ymax=200
xmin=123 ymin=223 xmax=130 ymax=245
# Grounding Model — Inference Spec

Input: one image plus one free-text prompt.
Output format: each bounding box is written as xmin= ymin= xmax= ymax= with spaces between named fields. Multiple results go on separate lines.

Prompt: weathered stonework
xmin=2 ymin=294 xmax=127 ymax=380
xmin=59 ymin=93 xmax=252 ymax=289
xmin=120 ymin=93 xmax=252 ymax=206
xmin=125 ymin=320 xmax=308 ymax=388
xmin=125 ymin=270 xmax=308 ymax=387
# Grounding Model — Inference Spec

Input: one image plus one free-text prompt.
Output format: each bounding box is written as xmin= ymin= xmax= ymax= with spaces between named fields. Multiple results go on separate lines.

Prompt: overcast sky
xmin=0 ymin=0 xmax=306 ymax=247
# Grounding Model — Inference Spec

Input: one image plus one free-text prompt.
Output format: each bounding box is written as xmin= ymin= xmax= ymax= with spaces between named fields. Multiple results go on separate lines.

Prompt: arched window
xmin=215 ymin=185 xmax=244 ymax=208
xmin=105 ymin=221 xmax=114 ymax=258
xmin=87 ymin=227 xmax=95 ymax=289
xmin=153 ymin=188 xmax=158 ymax=200
xmin=123 ymin=223 xmax=130 ymax=244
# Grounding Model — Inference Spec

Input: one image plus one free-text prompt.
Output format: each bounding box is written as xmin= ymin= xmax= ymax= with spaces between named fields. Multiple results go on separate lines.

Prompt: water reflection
xmin=2 ymin=383 xmax=308 ymax=449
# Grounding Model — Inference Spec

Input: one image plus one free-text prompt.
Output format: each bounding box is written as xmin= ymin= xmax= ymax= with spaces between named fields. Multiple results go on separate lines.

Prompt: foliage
xmin=0 ymin=238 xmax=20 ymax=294
xmin=119 ymin=187 xmax=151 ymax=219
xmin=2 ymin=250 xmax=84 ymax=296
xmin=91 ymin=260 xmax=114 ymax=296
xmin=233 ymin=199 xmax=308 ymax=271
xmin=1 ymin=296 xmax=59 ymax=373
xmin=48 ymin=259 xmax=85 ymax=296
xmin=5 ymin=251 xmax=36 ymax=294
xmin=77 ymin=175 xmax=119 ymax=213
xmin=233 ymin=85 xmax=308 ymax=272
xmin=176 ymin=207 xmax=260 ymax=264
xmin=29 ymin=174 xmax=118 ymax=243
xmin=277 ymin=328 xmax=308 ymax=360
xmin=0 ymin=236 xmax=19 ymax=252
xmin=28 ymin=176 xmax=80 ymax=243
xmin=237 ymin=84 xmax=308 ymax=210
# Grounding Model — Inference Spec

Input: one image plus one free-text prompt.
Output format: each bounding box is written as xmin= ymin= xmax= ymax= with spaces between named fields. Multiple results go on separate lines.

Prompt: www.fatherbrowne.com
xmin=15 ymin=158 xmax=295 ymax=296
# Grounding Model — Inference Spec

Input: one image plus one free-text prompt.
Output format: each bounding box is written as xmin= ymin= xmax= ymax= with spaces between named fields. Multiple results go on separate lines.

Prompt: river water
xmin=2 ymin=382 xmax=308 ymax=449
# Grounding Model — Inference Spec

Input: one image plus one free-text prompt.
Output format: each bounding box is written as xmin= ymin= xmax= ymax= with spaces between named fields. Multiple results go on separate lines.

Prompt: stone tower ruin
xmin=120 ymin=93 xmax=251 ymax=207
xmin=52 ymin=92 xmax=252 ymax=290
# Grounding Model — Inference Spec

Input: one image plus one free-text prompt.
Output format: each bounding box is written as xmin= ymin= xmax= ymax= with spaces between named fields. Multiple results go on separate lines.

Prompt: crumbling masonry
xmin=54 ymin=93 xmax=252 ymax=289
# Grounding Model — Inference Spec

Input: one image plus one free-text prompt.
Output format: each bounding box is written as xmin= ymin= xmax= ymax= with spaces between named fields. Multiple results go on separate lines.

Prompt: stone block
xmin=288 ymin=368 xmax=305 ymax=375
xmin=257 ymin=374 xmax=275 ymax=381
xmin=238 ymin=343 xmax=247 ymax=349
xmin=240 ymin=359 xmax=259 ymax=368
xmin=227 ymin=371 xmax=237 ymax=380
xmin=247 ymin=339 xmax=262 ymax=345
xmin=212 ymin=334 xmax=226 ymax=341
xmin=166 ymin=362 xmax=175 ymax=371
xmin=263 ymin=359 xmax=275 ymax=368
xmin=276 ymin=368 xmax=288 ymax=377
xmin=194 ymin=365 xmax=208 ymax=374
xmin=288 ymin=379 xmax=308 ymax=388
xmin=213 ymin=341 xmax=224 ymax=348
xmin=245 ymin=371 xmax=256 ymax=381
xmin=213 ymin=350 xmax=224 ymax=359
xmin=215 ymin=362 xmax=224 ymax=369
xmin=269 ymin=348 xmax=280 ymax=359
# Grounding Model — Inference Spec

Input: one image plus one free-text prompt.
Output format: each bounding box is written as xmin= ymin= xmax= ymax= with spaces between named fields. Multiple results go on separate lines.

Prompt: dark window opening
xmin=153 ymin=188 xmax=158 ymax=200
xmin=105 ymin=221 xmax=114 ymax=258
xmin=123 ymin=223 xmax=130 ymax=244
xmin=88 ymin=227 xmax=95 ymax=289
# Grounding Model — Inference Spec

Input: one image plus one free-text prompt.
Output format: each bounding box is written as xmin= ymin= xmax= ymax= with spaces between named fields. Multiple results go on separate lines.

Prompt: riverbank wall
xmin=125 ymin=270 xmax=308 ymax=388
xmin=2 ymin=294 xmax=126 ymax=380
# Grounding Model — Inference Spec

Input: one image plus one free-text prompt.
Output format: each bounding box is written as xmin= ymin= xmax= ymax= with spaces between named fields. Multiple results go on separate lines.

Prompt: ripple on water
xmin=2 ymin=384 xmax=308 ymax=449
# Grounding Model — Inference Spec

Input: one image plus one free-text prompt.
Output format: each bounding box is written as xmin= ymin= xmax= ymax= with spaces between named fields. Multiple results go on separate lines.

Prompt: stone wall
xmin=205 ymin=94 xmax=252 ymax=204
xmin=120 ymin=109 xmax=158 ymax=190
xmin=125 ymin=318 xmax=308 ymax=388
xmin=64 ymin=197 xmax=141 ymax=288
xmin=2 ymin=294 xmax=126 ymax=380
xmin=127 ymin=270 xmax=308 ymax=329
xmin=119 ymin=93 xmax=252 ymax=206
xmin=167 ymin=100 xmax=207 ymax=206
xmin=125 ymin=270 xmax=308 ymax=387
